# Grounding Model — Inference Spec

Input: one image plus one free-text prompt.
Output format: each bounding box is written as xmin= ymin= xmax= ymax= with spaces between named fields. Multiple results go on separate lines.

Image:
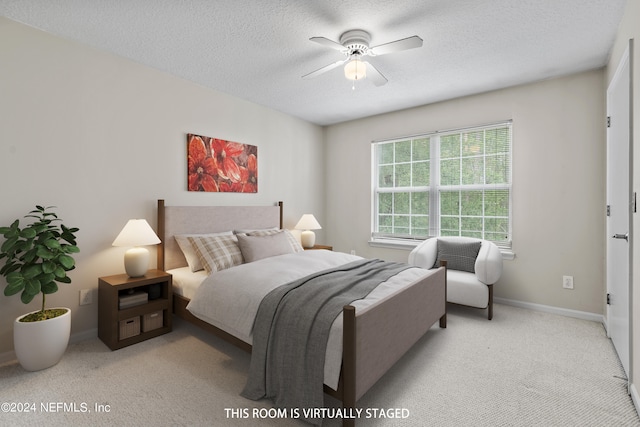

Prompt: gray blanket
xmin=241 ymin=258 xmax=411 ymax=425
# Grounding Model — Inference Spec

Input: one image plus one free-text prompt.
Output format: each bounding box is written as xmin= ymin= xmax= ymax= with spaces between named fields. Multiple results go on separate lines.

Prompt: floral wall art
xmin=187 ymin=133 xmax=258 ymax=193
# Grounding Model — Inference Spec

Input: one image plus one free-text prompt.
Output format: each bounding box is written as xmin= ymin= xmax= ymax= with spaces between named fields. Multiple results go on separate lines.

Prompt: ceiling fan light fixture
xmin=344 ymin=58 xmax=366 ymax=81
xmin=305 ymin=29 xmax=421 ymax=87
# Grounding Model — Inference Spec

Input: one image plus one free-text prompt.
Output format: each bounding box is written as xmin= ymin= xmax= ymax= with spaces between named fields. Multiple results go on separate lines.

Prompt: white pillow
xmin=175 ymin=231 xmax=233 ymax=272
xmin=236 ymin=231 xmax=293 ymax=263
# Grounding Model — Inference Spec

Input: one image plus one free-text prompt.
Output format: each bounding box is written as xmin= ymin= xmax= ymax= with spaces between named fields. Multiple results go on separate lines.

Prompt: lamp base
xmin=124 ymin=247 xmax=150 ymax=277
xmin=300 ymin=230 xmax=316 ymax=248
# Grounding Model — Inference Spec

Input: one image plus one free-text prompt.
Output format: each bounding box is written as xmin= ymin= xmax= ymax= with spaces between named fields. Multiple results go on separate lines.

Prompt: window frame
xmin=370 ymin=121 xmax=513 ymax=250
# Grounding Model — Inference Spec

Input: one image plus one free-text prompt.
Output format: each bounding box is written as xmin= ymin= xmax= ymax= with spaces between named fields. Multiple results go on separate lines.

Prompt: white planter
xmin=14 ymin=308 xmax=71 ymax=371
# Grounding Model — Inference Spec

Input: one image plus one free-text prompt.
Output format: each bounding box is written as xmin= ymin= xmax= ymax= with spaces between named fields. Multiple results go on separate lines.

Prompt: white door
xmin=606 ymin=41 xmax=632 ymax=378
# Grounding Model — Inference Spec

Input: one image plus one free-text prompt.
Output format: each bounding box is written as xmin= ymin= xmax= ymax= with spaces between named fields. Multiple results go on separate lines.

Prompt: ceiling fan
xmin=302 ymin=29 xmax=423 ymax=87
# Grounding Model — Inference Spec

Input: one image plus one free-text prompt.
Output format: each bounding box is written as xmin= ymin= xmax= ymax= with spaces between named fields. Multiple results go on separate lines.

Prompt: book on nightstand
xmin=118 ymin=291 xmax=148 ymax=309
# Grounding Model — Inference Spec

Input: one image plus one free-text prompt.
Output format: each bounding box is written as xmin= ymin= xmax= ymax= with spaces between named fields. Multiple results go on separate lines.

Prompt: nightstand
xmin=304 ymin=244 xmax=333 ymax=251
xmin=98 ymin=269 xmax=172 ymax=350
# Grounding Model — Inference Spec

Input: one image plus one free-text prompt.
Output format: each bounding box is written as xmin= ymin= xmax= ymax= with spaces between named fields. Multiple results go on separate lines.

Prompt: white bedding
xmin=169 ymin=266 xmax=207 ymax=299
xmin=170 ymin=250 xmax=435 ymax=390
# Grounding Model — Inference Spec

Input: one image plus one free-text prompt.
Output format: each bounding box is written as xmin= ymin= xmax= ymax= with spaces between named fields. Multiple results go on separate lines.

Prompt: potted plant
xmin=0 ymin=205 xmax=79 ymax=371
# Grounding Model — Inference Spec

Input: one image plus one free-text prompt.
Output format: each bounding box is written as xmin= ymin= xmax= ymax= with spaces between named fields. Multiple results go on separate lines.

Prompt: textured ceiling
xmin=0 ymin=0 xmax=627 ymax=126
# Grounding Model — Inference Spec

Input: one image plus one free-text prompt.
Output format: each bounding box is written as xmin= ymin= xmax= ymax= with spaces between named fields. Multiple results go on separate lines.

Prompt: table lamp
xmin=112 ymin=219 xmax=161 ymax=277
xmin=295 ymin=214 xmax=322 ymax=248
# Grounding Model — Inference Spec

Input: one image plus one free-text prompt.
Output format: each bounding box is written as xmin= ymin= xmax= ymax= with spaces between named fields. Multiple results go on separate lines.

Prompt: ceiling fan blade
xmin=369 ymin=35 xmax=423 ymax=56
xmin=309 ymin=36 xmax=347 ymax=52
xmin=302 ymin=59 xmax=347 ymax=79
xmin=363 ymin=62 xmax=387 ymax=86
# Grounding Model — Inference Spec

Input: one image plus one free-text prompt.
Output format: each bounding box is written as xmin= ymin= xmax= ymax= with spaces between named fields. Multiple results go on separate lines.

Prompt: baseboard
xmin=0 ymin=327 xmax=97 ymax=367
xmin=0 ymin=350 xmax=16 ymax=365
xmin=631 ymin=383 xmax=640 ymax=418
xmin=495 ymin=297 xmax=605 ymax=324
xmin=71 ymin=327 xmax=98 ymax=344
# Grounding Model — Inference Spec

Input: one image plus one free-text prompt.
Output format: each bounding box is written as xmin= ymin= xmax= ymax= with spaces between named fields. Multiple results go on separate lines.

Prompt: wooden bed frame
xmin=156 ymin=199 xmax=446 ymax=427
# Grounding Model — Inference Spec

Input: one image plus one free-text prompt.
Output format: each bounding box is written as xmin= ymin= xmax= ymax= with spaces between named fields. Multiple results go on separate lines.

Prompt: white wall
xmin=0 ymin=17 xmax=325 ymax=355
xmin=324 ymin=70 xmax=606 ymax=315
xmin=0 ymin=13 xmax=613 ymax=358
xmin=606 ymin=0 xmax=640 ymax=403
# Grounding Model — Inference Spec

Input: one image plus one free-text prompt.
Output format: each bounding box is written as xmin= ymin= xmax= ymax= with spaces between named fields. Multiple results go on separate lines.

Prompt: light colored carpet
xmin=0 ymin=303 xmax=638 ymax=426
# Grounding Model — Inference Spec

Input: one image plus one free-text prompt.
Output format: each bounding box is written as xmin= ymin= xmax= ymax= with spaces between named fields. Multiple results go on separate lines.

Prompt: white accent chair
xmin=408 ymin=237 xmax=503 ymax=320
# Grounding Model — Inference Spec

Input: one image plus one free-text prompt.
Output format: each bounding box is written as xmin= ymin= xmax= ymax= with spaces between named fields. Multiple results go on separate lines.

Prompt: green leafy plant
xmin=0 ymin=206 xmax=79 ymax=322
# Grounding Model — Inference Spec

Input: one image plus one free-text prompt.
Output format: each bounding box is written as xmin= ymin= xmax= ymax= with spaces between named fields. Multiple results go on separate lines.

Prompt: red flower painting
xmin=187 ymin=133 xmax=258 ymax=193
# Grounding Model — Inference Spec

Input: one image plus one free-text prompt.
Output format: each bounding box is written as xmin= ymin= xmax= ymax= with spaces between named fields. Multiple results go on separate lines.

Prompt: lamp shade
xmin=294 ymin=214 xmax=322 ymax=231
xmin=112 ymin=219 xmax=160 ymax=277
xmin=112 ymin=219 xmax=161 ymax=247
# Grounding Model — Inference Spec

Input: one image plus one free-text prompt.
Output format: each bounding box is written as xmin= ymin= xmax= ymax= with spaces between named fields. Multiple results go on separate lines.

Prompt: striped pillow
xmin=188 ymin=235 xmax=244 ymax=274
xmin=175 ymin=231 xmax=233 ymax=272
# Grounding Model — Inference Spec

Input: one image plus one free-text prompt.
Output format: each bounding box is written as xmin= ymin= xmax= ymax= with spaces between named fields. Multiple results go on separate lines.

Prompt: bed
xmin=156 ymin=199 xmax=446 ymax=426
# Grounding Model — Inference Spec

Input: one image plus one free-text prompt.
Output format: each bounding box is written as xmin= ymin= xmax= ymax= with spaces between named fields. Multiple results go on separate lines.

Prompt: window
xmin=372 ymin=121 xmax=512 ymax=247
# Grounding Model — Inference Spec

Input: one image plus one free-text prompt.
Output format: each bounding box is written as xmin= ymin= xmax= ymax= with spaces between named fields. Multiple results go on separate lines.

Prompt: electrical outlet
xmin=563 ymin=275 xmax=574 ymax=290
xmin=79 ymin=289 xmax=93 ymax=305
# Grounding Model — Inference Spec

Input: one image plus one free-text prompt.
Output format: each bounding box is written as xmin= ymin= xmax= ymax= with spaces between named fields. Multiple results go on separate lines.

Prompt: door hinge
xmin=607 ymin=293 xmax=611 ymax=305
xmin=607 ymin=116 xmax=611 ymax=128
xmin=607 ymin=205 xmax=611 ymax=216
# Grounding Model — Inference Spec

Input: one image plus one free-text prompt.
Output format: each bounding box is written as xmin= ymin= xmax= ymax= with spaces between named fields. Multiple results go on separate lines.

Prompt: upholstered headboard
xmin=157 ymin=199 xmax=283 ymax=271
